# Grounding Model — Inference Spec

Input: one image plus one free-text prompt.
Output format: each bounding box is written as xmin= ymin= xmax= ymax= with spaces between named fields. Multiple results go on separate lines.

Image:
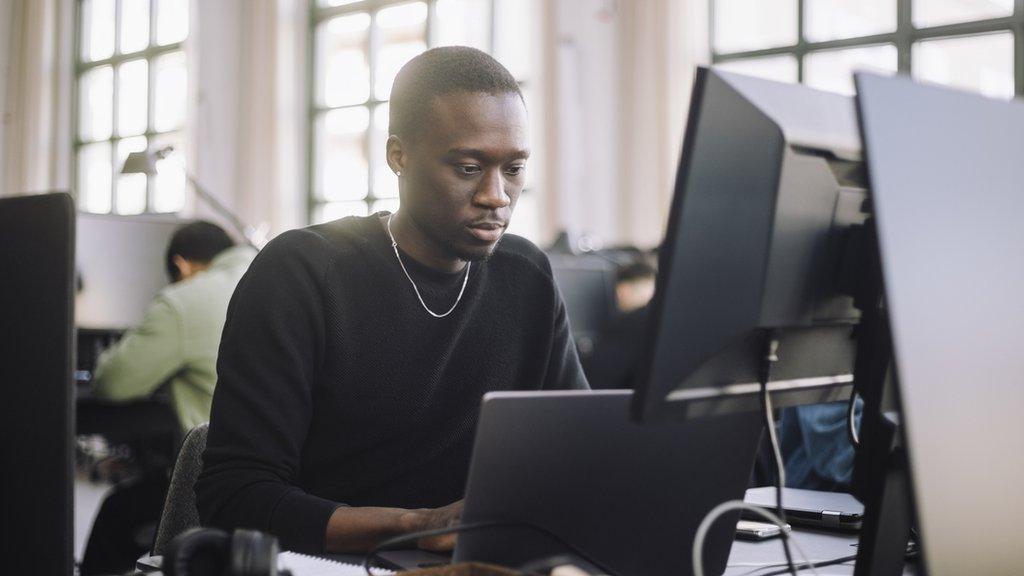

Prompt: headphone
xmin=163 ymin=528 xmax=282 ymax=576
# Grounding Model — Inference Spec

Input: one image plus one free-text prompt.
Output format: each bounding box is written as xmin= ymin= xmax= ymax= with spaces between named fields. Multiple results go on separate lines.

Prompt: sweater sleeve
xmin=194 ymin=230 xmax=341 ymax=553
xmin=92 ymin=294 xmax=184 ymax=401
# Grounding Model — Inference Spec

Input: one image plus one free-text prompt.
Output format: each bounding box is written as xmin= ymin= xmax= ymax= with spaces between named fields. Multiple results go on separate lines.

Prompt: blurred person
xmin=81 ymin=220 xmax=256 ymax=575
xmin=583 ymin=255 xmax=657 ymax=389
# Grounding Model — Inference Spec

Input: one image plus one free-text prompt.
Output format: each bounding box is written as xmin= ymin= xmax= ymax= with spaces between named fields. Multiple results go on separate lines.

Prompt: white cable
xmin=692 ymin=500 xmax=820 ymax=576
xmin=762 ymin=386 xmax=786 ymax=496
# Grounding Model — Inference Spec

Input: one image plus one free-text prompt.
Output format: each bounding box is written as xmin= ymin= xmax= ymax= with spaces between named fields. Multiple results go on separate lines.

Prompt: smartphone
xmin=735 ymin=520 xmax=790 ymax=541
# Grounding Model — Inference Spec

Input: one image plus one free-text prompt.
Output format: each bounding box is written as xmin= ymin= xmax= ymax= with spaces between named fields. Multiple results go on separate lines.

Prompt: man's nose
xmin=473 ymin=170 xmax=511 ymax=209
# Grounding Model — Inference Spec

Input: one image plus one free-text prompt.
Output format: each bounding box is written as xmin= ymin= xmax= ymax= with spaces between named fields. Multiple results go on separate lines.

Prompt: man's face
xmin=396 ymin=91 xmax=529 ymax=262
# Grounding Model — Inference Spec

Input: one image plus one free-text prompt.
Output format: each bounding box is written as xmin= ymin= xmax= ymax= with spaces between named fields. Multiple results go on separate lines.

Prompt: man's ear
xmin=386 ymin=134 xmax=407 ymax=176
xmin=171 ymin=254 xmax=191 ymax=281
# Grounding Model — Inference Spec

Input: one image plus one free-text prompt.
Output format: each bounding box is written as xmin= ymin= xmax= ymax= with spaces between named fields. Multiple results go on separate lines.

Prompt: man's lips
xmin=466 ymin=222 xmax=506 ymax=243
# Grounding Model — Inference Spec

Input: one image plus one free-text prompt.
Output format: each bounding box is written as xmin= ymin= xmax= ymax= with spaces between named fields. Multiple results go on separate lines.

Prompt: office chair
xmin=152 ymin=423 xmax=209 ymax=556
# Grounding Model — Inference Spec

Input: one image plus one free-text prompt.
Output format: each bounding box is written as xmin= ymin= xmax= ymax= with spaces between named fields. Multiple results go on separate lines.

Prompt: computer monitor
xmin=76 ymin=212 xmax=183 ymax=330
xmin=0 ymin=193 xmax=76 ymax=575
xmin=546 ymin=253 xmax=617 ymax=355
xmin=856 ymin=72 xmax=1024 ymax=576
xmin=632 ymin=67 xmax=867 ymax=422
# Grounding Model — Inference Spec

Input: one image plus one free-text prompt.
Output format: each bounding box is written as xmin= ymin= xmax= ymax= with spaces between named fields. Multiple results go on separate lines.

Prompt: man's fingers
xmin=417 ymin=533 xmax=457 ymax=552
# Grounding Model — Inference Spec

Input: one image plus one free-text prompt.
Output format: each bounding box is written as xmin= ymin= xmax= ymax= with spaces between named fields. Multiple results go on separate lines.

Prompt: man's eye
xmin=506 ymin=165 xmax=526 ymax=176
xmin=457 ymin=165 xmax=482 ymax=175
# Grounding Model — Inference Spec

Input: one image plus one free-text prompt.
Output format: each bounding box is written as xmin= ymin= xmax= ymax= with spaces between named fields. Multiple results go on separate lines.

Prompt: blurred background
xmin=1 ymin=0 xmax=1020 ymax=249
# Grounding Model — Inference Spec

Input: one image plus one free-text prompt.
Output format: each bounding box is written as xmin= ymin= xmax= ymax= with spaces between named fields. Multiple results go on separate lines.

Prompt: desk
xmin=724 ymin=527 xmax=917 ymax=575
xmin=136 ymin=525 xmax=918 ymax=575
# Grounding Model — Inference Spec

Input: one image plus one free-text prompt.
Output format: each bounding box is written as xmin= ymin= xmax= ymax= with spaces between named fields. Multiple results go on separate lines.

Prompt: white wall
xmin=0 ymin=0 xmax=13 ymax=196
xmin=188 ymin=0 xmax=243 ymax=226
xmin=537 ymin=0 xmax=709 ymax=249
xmin=186 ymin=0 xmax=307 ymax=239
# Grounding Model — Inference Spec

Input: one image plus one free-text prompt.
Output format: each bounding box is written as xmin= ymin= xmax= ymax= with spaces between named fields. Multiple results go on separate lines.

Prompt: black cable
xmin=361 ymin=521 xmax=619 ymax=576
xmin=758 ymin=331 xmax=798 ymax=576
xmin=757 ymin=554 xmax=858 ymax=576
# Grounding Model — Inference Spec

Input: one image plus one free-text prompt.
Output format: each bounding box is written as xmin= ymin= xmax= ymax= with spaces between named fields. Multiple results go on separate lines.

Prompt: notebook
xmin=279 ymin=551 xmax=394 ymax=576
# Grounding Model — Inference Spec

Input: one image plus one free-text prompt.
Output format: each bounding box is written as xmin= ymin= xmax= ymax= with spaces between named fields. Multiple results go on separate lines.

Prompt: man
xmin=82 ymin=220 xmax=256 ymax=575
xmin=91 ymin=220 xmax=257 ymax=431
xmin=196 ymin=47 xmax=589 ymax=555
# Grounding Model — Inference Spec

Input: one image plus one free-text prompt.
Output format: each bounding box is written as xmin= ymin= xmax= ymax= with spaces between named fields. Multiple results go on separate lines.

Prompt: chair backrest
xmin=152 ymin=423 xmax=209 ymax=555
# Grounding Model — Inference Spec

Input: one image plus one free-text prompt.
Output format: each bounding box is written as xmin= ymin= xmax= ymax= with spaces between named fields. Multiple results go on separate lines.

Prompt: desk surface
xmin=139 ymin=525 xmax=917 ymax=575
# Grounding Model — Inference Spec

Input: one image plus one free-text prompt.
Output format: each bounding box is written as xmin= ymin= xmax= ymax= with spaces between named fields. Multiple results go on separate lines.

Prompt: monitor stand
xmin=846 ymin=216 xmax=913 ymax=576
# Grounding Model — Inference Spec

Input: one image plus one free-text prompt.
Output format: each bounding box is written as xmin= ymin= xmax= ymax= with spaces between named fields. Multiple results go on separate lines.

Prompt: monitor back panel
xmin=0 ymin=193 xmax=76 ymax=575
xmin=856 ymin=72 xmax=1024 ymax=575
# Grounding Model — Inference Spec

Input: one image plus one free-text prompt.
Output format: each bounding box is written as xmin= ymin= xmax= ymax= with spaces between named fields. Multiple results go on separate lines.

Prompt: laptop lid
xmin=454 ymin=390 xmax=763 ymax=576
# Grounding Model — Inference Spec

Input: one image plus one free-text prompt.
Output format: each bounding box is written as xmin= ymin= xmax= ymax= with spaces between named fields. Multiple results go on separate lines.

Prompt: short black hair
xmin=389 ymin=46 xmax=523 ymax=140
xmin=165 ymin=220 xmax=235 ymax=281
xmin=616 ymin=259 xmax=657 ymax=284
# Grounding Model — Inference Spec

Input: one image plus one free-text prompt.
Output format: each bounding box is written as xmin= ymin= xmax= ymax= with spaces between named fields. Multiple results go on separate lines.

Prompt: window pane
xmin=154 ymin=51 xmax=187 ymax=132
xmin=913 ymin=0 xmax=1013 ymax=28
xmin=116 ymin=136 xmax=148 ymax=215
xmin=117 ymin=59 xmax=148 ymax=136
xmin=371 ymin=198 xmax=400 ymax=214
xmin=804 ymin=0 xmax=896 ymax=42
xmin=374 ymin=2 xmax=428 ymax=100
xmin=315 ymin=201 xmax=370 ymax=224
xmin=805 ymin=44 xmax=897 ymax=95
xmin=493 ymin=0 xmax=532 ymax=80
xmin=716 ymin=55 xmax=799 ymax=83
xmin=434 ymin=0 xmax=491 ymax=52
xmin=156 ymin=0 xmax=189 ymax=45
xmin=81 ymin=0 xmax=115 ymax=62
xmin=78 ymin=143 xmax=113 ymax=214
xmin=79 ymin=65 xmax=114 ymax=142
xmin=371 ymin=104 xmax=398 ymax=199
xmin=318 ymin=13 xmax=371 ymax=107
xmin=119 ymin=0 xmax=151 ymax=54
xmin=913 ymin=33 xmax=1015 ymax=100
xmin=151 ymin=132 xmax=187 ymax=212
xmin=316 ymin=107 xmax=370 ymax=201
xmin=713 ymin=0 xmax=798 ymax=54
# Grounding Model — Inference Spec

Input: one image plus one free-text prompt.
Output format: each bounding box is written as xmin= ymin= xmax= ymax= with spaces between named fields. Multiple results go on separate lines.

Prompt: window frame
xmin=709 ymin=0 xmax=1024 ymax=97
xmin=73 ymin=0 xmax=188 ymax=215
xmin=307 ymin=0 xmax=519 ymax=225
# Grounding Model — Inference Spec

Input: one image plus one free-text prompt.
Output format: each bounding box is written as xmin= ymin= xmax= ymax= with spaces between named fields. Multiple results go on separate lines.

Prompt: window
xmin=711 ymin=0 xmax=1023 ymax=99
xmin=309 ymin=0 xmax=538 ymax=238
xmin=75 ymin=0 xmax=190 ymax=215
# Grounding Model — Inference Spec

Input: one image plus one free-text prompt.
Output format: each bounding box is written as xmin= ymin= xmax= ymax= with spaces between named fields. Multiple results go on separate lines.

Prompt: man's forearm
xmin=324 ymin=506 xmax=421 ymax=553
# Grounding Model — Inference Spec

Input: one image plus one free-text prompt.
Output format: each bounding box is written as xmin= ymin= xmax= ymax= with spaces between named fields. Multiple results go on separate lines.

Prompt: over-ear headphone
xmin=163 ymin=527 xmax=281 ymax=576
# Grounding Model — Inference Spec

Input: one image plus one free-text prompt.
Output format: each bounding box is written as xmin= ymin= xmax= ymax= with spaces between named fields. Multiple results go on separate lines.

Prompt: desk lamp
xmin=121 ymin=146 xmax=266 ymax=249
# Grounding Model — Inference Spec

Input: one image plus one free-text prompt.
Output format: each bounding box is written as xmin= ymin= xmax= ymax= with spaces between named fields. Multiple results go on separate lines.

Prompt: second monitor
xmin=632 ymin=66 xmax=869 ymax=422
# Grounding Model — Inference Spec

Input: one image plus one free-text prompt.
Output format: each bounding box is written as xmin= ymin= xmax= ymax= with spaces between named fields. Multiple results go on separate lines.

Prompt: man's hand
xmin=401 ymin=500 xmax=464 ymax=552
xmin=325 ymin=500 xmax=464 ymax=553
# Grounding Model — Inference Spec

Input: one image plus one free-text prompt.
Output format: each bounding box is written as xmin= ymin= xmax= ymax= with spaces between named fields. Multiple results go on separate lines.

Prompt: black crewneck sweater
xmin=196 ymin=214 xmax=588 ymax=553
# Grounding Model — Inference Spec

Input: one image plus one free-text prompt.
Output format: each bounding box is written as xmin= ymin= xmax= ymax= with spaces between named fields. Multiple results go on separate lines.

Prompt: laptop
xmin=444 ymin=390 xmax=764 ymax=576
xmin=744 ymin=486 xmax=864 ymax=531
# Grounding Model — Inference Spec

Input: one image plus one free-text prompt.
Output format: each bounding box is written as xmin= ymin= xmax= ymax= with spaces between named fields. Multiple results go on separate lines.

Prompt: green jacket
xmin=92 ymin=245 xmax=257 ymax=431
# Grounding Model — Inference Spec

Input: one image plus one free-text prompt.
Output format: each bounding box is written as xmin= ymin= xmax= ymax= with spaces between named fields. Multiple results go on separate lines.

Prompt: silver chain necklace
xmin=386 ymin=213 xmax=471 ymax=318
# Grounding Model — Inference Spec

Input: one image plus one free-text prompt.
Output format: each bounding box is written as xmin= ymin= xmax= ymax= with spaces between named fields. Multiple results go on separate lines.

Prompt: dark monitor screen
xmin=632 ymin=67 xmax=867 ymax=421
xmin=0 ymin=193 xmax=76 ymax=575
xmin=547 ymin=253 xmax=617 ymax=354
